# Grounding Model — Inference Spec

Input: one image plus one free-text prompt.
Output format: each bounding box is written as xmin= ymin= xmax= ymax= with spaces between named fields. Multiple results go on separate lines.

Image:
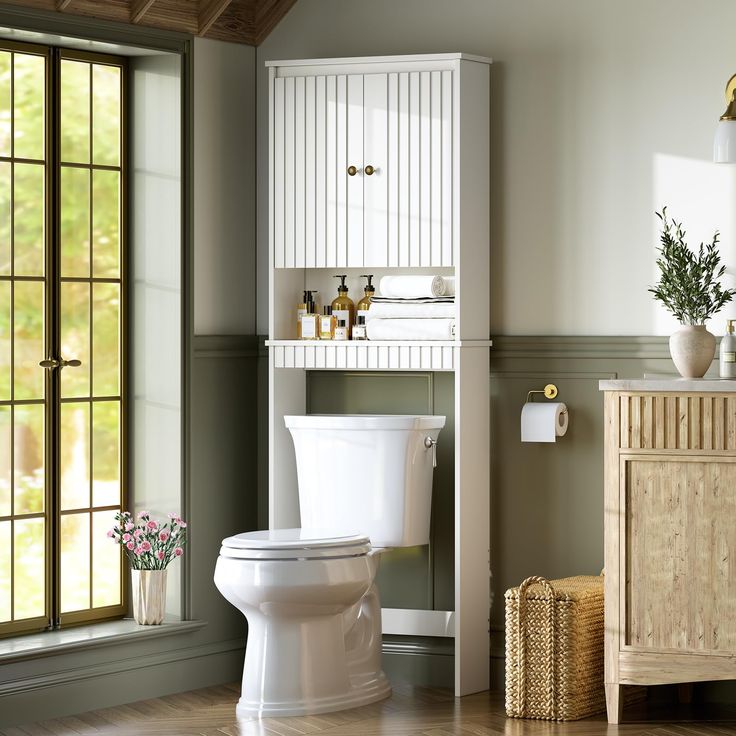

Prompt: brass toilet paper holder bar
xmin=525 ymin=384 xmax=566 ymax=413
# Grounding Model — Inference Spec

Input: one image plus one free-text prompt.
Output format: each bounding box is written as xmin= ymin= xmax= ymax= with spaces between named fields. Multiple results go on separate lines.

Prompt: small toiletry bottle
xmin=720 ymin=319 xmax=736 ymax=378
xmin=300 ymin=292 xmax=319 ymax=340
xmin=334 ymin=317 xmax=349 ymax=341
xmin=331 ymin=275 xmax=355 ymax=338
xmin=356 ymin=275 xmax=374 ymax=324
xmin=296 ymin=290 xmax=308 ymax=339
xmin=352 ymin=314 xmax=367 ymax=340
xmin=319 ymin=306 xmax=335 ymax=340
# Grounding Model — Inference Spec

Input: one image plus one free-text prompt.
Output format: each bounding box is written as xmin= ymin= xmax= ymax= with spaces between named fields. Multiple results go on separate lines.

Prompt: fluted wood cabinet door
xmin=272 ymin=69 xmax=453 ymax=269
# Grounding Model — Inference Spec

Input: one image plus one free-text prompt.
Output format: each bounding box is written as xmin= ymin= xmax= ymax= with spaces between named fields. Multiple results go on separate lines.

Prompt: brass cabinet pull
xmin=364 ymin=164 xmax=375 ymax=176
xmin=347 ymin=165 xmax=358 ymax=176
xmin=39 ymin=357 xmax=82 ymax=369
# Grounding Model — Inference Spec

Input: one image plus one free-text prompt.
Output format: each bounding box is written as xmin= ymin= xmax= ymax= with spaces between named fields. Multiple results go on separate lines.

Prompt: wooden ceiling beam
xmin=198 ymin=0 xmax=235 ymax=37
xmin=130 ymin=0 xmax=157 ymax=24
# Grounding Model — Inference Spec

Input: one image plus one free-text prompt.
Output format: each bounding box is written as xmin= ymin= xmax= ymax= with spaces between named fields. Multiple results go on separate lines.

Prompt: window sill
xmin=0 ymin=618 xmax=207 ymax=664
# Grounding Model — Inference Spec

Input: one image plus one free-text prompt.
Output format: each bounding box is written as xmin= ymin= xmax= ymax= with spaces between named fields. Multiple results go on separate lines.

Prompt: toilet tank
xmin=284 ymin=414 xmax=445 ymax=548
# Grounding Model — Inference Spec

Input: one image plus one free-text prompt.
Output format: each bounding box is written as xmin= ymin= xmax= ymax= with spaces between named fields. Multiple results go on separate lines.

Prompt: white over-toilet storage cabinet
xmin=266 ymin=53 xmax=491 ymax=696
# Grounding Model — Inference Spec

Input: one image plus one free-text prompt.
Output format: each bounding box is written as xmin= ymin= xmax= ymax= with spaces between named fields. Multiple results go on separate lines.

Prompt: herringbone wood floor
xmin=4 ymin=683 xmax=736 ymax=736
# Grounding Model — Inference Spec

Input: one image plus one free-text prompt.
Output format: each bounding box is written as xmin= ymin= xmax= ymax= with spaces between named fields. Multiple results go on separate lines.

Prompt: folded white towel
xmin=379 ymin=275 xmax=455 ymax=299
xmin=367 ymin=302 xmax=456 ymax=320
xmin=366 ymin=318 xmax=455 ymax=341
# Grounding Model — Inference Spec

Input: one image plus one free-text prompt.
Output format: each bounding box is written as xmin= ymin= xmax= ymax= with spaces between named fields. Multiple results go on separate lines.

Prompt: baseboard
xmin=0 ymin=639 xmax=244 ymax=728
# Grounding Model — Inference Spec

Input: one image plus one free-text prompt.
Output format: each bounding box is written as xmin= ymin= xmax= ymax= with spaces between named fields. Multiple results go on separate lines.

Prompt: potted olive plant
xmin=650 ymin=208 xmax=736 ymax=378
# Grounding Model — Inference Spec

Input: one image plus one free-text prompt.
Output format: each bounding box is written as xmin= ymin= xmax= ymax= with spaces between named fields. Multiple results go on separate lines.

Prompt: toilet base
xmin=236 ymin=671 xmax=392 ymax=718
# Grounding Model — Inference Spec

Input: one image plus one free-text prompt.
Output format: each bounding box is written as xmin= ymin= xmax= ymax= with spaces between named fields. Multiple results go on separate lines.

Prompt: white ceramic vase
xmin=669 ymin=325 xmax=716 ymax=378
xmin=131 ymin=569 xmax=167 ymax=625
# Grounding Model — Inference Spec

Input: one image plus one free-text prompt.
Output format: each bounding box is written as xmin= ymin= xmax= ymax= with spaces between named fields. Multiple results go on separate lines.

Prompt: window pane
xmin=92 ymin=401 xmax=119 ymax=507
xmin=14 ymin=162 xmax=45 ymax=277
xmin=14 ymin=516 xmax=44 ymax=619
xmin=0 ymin=51 xmax=10 ymax=158
xmin=60 ymin=166 xmax=90 ymax=278
xmin=61 ymin=512 xmax=89 ymax=613
xmin=93 ymin=283 xmax=118 ymax=397
xmin=60 ymin=402 xmax=89 ymax=511
xmin=14 ymin=404 xmax=44 ymax=515
xmin=0 ymin=161 xmax=10 ymax=276
xmin=0 ymin=280 xmax=9 ymax=400
xmin=92 ymin=510 xmax=120 ymax=608
xmin=60 ymin=60 xmax=89 ymax=164
xmin=92 ymin=170 xmax=119 ymax=278
xmin=0 ymin=521 xmax=9 ymax=622
xmin=13 ymin=280 xmax=44 ymax=401
xmin=13 ymin=53 xmax=44 ymax=161
xmin=0 ymin=407 xmax=9 ymax=517
xmin=60 ymin=281 xmax=90 ymax=398
xmin=92 ymin=65 xmax=120 ymax=167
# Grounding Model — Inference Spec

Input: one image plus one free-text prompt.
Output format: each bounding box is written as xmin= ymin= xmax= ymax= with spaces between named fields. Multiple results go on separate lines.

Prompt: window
xmin=0 ymin=42 xmax=126 ymax=636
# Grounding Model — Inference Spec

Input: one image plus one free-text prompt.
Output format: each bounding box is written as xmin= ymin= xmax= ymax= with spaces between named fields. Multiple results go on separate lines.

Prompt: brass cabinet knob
xmin=347 ymin=165 xmax=358 ymax=176
xmin=39 ymin=357 xmax=82 ymax=369
xmin=364 ymin=164 xmax=375 ymax=176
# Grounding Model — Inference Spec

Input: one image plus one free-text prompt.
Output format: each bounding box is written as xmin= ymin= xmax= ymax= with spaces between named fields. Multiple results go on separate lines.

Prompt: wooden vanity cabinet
xmin=603 ymin=389 xmax=736 ymax=723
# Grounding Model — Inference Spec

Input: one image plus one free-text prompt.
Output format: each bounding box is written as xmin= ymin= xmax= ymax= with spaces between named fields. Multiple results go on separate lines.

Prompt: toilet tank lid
xmin=284 ymin=414 xmax=446 ymax=430
xmin=222 ymin=528 xmax=370 ymax=550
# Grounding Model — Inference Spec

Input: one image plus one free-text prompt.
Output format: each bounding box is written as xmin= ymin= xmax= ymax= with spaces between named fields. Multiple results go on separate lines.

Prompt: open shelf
xmin=267 ymin=339 xmax=492 ymax=371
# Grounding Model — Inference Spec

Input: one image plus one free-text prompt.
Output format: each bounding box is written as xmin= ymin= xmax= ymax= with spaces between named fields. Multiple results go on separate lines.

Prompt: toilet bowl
xmin=214 ymin=414 xmax=445 ymax=718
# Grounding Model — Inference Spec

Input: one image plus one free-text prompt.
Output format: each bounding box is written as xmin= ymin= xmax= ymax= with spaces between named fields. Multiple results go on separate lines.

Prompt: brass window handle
xmin=39 ymin=357 xmax=82 ymax=369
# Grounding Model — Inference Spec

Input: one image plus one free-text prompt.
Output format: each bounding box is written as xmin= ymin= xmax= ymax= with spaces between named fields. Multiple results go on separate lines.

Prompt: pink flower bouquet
xmin=108 ymin=511 xmax=187 ymax=570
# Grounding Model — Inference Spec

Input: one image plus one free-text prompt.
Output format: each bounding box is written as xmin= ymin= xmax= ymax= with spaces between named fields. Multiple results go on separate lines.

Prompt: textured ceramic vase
xmin=669 ymin=325 xmax=716 ymax=378
xmin=131 ymin=569 xmax=167 ymax=625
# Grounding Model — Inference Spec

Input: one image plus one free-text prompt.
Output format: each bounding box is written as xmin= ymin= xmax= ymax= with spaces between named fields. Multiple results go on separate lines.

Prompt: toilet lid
xmin=219 ymin=528 xmax=371 ymax=560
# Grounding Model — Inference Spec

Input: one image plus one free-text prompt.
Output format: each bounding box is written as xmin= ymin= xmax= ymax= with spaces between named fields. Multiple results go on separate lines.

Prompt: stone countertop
xmin=600 ymin=378 xmax=736 ymax=392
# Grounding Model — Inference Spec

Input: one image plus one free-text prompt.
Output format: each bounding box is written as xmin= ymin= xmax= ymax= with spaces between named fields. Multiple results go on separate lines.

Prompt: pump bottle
xmin=331 ymin=275 xmax=355 ymax=338
xmin=356 ymin=275 xmax=374 ymax=324
xmin=720 ymin=319 xmax=736 ymax=378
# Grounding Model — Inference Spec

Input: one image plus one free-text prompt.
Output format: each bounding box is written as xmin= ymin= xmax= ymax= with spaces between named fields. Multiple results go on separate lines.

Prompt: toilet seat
xmin=220 ymin=528 xmax=371 ymax=560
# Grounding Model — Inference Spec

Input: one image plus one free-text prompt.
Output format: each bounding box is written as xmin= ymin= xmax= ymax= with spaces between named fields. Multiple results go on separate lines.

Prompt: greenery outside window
xmin=0 ymin=41 xmax=127 ymax=636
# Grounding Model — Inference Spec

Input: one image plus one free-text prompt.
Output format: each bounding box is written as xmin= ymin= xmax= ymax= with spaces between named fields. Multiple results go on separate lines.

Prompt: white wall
xmin=130 ymin=53 xmax=183 ymax=614
xmin=256 ymin=0 xmax=736 ymax=336
xmin=193 ymin=37 xmax=256 ymax=335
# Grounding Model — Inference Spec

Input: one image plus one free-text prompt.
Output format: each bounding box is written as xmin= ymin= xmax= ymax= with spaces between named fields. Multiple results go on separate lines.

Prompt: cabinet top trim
xmin=600 ymin=378 xmax=736 ymax=392
xmin=265 ymin=52 xmax=493 ymax=68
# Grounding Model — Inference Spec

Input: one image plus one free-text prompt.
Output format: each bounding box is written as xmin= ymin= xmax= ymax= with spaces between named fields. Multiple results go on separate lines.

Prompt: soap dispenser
xmin=720 ymin=319 xmax=736 ymax=378
xmin=356 ymin=275 xmax=374 ymax=324
xmin=331 ymin=275 xmax=355 ymax=337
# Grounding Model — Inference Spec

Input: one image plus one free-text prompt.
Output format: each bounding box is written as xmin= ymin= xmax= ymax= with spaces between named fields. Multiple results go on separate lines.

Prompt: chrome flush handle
xmin=424 ymin=436 xmax=438 ymax=468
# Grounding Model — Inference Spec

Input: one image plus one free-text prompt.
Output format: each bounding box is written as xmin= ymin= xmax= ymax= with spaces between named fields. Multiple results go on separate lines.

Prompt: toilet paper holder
xmin=525 ymin=384 xmax=566 ymax=413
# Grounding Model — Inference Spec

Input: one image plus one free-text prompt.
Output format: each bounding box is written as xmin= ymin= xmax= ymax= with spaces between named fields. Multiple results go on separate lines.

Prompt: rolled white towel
xmin=366 ymin=318 xmax=455 ymax=341
xmin=379 ymin=275 xmax=454 ymax=299
xmin=367 ymin=302 xmax=456 ymax=320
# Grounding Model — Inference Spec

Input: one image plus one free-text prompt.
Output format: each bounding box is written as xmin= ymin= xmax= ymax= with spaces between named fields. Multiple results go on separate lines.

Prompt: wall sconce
xmin=714 ymin=74 xmax=736 ymax=162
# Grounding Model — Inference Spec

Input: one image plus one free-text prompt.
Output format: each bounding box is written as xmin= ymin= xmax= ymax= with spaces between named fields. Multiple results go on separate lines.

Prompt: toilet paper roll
xmin=521 ymin=402 xmax=568 ymax=443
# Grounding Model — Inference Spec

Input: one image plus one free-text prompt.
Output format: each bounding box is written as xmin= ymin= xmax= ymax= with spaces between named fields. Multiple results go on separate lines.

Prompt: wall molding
xmin=201 ymin=334 xmax=673 ymax=362
xmin=0 ymin=638 xmax=243 ymax=698
xmin=490 ymin=335 xmax=671 ymax=360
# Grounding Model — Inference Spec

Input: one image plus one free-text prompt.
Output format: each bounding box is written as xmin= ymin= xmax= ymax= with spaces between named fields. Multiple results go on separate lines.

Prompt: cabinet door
xmin=272 ymin=69 xmax=453 ymax=269
xmin=624 ymin=455 xmax=736 ymax=653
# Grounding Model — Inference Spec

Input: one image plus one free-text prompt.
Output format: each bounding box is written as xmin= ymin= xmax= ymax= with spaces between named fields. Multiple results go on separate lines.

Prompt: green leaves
xmin=649 ymin=207 xmax=736 ymax=326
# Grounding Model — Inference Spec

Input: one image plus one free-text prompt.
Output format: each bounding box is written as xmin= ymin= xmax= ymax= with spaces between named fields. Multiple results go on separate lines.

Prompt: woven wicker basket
xmin=505 ymin=575 xmax=605 ymax=721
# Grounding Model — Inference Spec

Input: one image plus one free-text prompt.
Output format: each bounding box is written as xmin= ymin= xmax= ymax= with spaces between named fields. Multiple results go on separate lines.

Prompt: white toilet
xmin=214 ymin=413 xmax=445 ymax=718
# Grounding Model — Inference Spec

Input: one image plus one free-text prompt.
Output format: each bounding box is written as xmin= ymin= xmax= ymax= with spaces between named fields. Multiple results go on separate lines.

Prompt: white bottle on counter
xmin=719 ymin=319 xmax=736 ymax=378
